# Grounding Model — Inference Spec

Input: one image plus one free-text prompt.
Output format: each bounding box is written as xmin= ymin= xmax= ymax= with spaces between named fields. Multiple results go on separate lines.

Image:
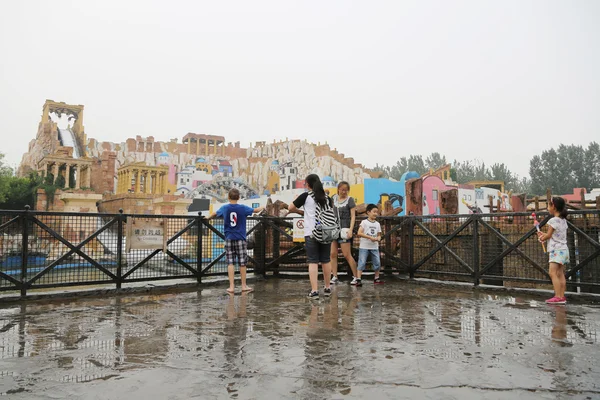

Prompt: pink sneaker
xmin=546 ymin=296 xmax=566 ymax=305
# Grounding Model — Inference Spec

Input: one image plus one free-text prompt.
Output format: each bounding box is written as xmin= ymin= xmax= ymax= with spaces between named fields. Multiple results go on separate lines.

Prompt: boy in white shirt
xmin=356 ymin=204 xmax=383 ymax=285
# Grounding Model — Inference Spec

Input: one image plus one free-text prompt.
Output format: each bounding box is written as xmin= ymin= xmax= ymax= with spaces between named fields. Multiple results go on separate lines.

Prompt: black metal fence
xmin=1 ymin=208 xmax=599 ymax=296
xmin=0 ymin=208 xmax=268 ymax=296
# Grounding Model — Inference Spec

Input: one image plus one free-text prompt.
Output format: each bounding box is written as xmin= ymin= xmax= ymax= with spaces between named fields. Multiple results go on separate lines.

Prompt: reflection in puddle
xmin=0 ymin=281 xmax=599 ymax=398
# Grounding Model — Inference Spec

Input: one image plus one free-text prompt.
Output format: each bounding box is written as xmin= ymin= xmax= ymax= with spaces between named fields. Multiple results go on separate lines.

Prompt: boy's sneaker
xmin=330 ymin=276 xmax=339 ymax=284
xmin=350 ymin=277 xmax=359 ymax=285
xmin=355 ymin=279 xmax=362 ymax=287
xmin=323 ymin=287 xmax=332 ymax=297
xmin=374 ymin=278 xmax=384 ymax=285
xmin=307 ymin=291 xmax=319 ymax=299
xmin=545 ymin=296 xmax=566 ymax=305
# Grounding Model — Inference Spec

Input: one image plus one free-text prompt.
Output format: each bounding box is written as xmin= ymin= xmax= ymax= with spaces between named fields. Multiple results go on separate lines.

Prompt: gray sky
xmin=1 ymin=0 xmax=598 ymax=178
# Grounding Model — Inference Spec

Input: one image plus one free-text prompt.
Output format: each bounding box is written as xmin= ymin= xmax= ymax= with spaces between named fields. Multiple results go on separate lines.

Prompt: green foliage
xmin=0 ymin=153 xmax=14 ymax=204
xmin=39 ymin=183 xmax=58 ymax=209
xmin=375 ymin=141 xmax=600 ymax=196
xmin=375 ymin=153 xmax=443 ymax=181
xmin=529 ymin=142 xmax=600 ymax=195
xmin=0 ymin=171 xmax=43 ymax=210
xmin=69 ymin=167 xmax=76 ymax=188
xmin=44 ymin=173 xmax=54 ymax=185
xmin=449 ymin=168 xmax=457 ymax=182
xmin=55 ymin=174 xmax=66 ymax=189
xmin=425 ymin=152 xmax=447 ymax=171
xmin=375 ymin=154 xmax=536 ymax=194
xmin=0 ymin=152 xmax=68 ymax=210
xmin=372 ymin=163 xmax=389 ymax=178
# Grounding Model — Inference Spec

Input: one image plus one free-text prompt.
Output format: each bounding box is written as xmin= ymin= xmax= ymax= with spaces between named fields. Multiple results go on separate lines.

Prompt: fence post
xmin=408 ymin=216 xmax=415 ymax=280
xmin=272 ymin=218 xmax=280 ymax=276
xmin=473 ymin=215 xmax=480 ymax=286
xmin=384 ymin=219 xmax=392 ymax=275
xmin=254 ymin=217 xmax=267 ymax=277
xmin=197 ymin=213 xmax=203 ymax=284
xmin=20 ymin=205 xmax=30 ymax=298
xmin=116 ymin=209 xmax=124 ymax=290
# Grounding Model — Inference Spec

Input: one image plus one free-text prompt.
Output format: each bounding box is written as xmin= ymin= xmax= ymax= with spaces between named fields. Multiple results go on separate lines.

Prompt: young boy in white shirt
xmin=356 ymin=204 xmax=383 ymax=285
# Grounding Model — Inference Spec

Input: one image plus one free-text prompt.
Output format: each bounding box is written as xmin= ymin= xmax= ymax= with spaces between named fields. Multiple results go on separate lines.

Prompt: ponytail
xmin=305 ymin=174 xmax=327 ymax=207
xmin=560 ymin=208 xmax=568 ymax=219
xmin=551 ymin=197 xmax=568 ymax=219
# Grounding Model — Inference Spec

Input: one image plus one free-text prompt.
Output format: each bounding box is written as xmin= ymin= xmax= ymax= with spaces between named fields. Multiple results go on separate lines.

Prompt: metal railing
xmin=1 ymin=208 xmax=599 ymax=296
xmin=255 ymin=211 xmax=600 ymax=294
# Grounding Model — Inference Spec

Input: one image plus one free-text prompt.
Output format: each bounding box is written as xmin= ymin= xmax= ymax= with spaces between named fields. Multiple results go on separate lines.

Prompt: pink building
xmin=422 ymin=176 xmax=454 ymax=216
xmin=561 ymin=188 xmax=587 ymax=203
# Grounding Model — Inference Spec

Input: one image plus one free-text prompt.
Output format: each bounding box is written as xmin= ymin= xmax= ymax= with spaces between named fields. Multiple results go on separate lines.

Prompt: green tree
xmin=488 ymin=162 xmax=528 ymax=192
xmin=407 ymin=155 xmax=426 ymax=175
xmin=388 ymin=157 xmax=409 ymax=180
xmin=529 ymin=142 xmax=600 ymax=195
xmin=0 ymin=174 xmax=41 ymax=210
xmin=376 ymin=153 xmax=526 ymax=193
xmin=373 ymin=163 xmax=390 ymax=179
xmin=452 ymin=160 xmax=490 ymax=183
xmin=0 ymin=151 xmax=44 ymax=210
xmin=513 ymin=176 xmax=532 ymax=194
xmin=374 ymin=158 xmax=410 ymax=181
xmin=425 ymin=152 xmax=447 ymax=171
xmin=584 ymin=141 xmax=600 ymax=188
xmin=0 ymin=153 xmax=15 ymax=204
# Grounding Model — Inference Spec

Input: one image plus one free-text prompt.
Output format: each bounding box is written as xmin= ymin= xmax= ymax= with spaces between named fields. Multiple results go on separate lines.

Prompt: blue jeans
xmin=357 ymin=248 xmax=380 ymax=271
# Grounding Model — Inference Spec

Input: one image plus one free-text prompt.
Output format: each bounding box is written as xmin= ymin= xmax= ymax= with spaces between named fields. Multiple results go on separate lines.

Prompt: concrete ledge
xmin=2 ymin=271 xmax=599 ymax=305
xmin=0 ymin=275 xmax=258 ymax=304
xmin=270 ymin=271 xmax=600 ymax=304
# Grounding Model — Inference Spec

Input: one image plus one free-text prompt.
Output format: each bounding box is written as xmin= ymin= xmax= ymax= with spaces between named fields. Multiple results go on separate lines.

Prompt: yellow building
xmin=324 ymin=183 xmax=365 ymax=205
xmin=266 ymin=170 xmax=281 ymax=194
xmin=194 ymin=157 xmax=213 ymax=174
xmin=117 ymin=162 xmax=170 ymax=195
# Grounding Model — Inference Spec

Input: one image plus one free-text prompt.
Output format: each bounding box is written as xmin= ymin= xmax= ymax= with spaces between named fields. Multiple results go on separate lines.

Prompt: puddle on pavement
xmin=0 ymin=280 xmax=599 ymax=399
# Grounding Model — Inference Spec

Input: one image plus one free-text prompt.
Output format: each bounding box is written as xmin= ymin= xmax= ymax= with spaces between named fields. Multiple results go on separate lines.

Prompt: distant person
xmin=330 ymin=181 xmax=359 ymax=285
xmin=537 ymin=197 xmax=569 ymax=304
xmin=208 ymin=188 xmax=264 ymax=294
xmin=289 ymin=174 xmax=338 ymax=299
xmin=356 ymin=204 xmax=383 ymax=285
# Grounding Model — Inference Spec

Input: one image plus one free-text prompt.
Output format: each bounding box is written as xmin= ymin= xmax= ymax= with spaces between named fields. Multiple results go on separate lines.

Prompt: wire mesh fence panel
xmin=245 ymin=217 xmax=261 ymax=273
xmin=201 ymin=219 xmax=228 ymax=276
xmin=566 ymin=212 xmax=600 ymax=294
xmin=262 ymin=217 xmax=305 ymax=273
xmin=0 ymin=212 xmax=23 ymax=290
xmin=379 ymin=217 xmax=410 ymax=273
xmin=27 ymin=213 xmax=117 ymax=288
xmin=479 ymin=213 xmax=551 ymax=289
xmin=412 ymin=215 xmax=475 ymax=281
xmin=122 ymin=216 xmax=196 ymax=282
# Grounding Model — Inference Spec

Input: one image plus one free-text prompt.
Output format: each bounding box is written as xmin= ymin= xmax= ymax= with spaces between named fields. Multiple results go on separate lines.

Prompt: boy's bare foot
xmin=241 ymin=286 xmax=253 ymax=292
xmin=226 ymin=288 xmax=235 ymax=294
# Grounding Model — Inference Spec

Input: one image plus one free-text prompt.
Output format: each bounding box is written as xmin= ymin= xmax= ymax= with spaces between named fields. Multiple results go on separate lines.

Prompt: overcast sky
xmin=1 ymin=1 xmax=598 ymax=178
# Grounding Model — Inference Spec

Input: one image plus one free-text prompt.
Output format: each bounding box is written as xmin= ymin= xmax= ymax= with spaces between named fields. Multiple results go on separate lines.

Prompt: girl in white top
xmin=330 ymin=181 xmax=359 ymax=285
xmin=537 ymin=197 xmax=569 ymax=305
xmin=289 ymin=174 xmax=334 ymax=299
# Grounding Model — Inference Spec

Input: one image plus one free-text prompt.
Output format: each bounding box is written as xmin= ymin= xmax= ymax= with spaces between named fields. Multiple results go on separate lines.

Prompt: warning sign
xmin=126 ymin=218 xmax=167 ymax=252
xmin=293 ymin=218 xmax=305 ymax=243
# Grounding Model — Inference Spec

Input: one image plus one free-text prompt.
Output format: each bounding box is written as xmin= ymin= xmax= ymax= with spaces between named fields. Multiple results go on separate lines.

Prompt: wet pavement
xmin=1 ymin=279 xmax=599 ymax=400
